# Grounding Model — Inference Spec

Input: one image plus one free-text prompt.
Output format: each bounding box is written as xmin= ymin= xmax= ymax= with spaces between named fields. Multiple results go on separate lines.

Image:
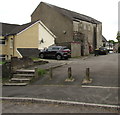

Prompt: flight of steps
xmin=4 ymin=69 xmax=35 ymax=86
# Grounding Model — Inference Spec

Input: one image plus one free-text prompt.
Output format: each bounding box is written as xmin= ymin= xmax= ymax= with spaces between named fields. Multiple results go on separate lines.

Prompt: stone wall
xmin=31 ymin=2 xmax=73 ymax=44
xmin=2 ymin=57 xmax=49 ymax=78
xmin=2 ymin=61 xmax=11 ymax=78
xmin=11 ymin=57 xmax=34 ymax=72
xmin=71 ymin=42 xmax=81 ymax=57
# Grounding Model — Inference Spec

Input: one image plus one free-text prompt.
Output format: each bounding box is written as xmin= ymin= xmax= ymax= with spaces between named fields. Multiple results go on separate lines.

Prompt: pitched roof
xmin=6 ymin=20 xmax=56 ymax=38
xmin=8 ymin=21 xmax=37 ymax=35
xmin=0 ymin=22 xmax=19 ymax=36
xmin=32 ymin=2 xmax=101 ymax=24
xmin=102 ymin=35 xmax=107 ymax=42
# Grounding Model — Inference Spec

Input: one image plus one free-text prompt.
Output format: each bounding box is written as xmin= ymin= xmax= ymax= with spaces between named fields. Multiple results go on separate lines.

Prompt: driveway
xmin=31 ymin=53 xmax=118 ymax=87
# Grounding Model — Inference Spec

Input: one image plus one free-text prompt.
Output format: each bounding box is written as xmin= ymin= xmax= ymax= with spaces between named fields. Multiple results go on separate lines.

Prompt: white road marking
xmin=82 ymin=85 xmax=119 ymax=89
xmin=1 ymin=97 xmax=120 ymax=109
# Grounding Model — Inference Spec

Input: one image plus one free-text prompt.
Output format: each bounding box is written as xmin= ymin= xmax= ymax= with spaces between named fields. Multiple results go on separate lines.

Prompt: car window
xmin=47 ymin=47 xmax=53 ymax=51
xmin=52 ymin=47 xmax=60 ymax=51
xmin=63 ymin=47 xmax=68 ymax=50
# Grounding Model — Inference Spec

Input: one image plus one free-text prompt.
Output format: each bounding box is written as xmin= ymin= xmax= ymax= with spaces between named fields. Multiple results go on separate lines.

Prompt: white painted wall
xmin=38 ymin=22 xmax=55 ymax=49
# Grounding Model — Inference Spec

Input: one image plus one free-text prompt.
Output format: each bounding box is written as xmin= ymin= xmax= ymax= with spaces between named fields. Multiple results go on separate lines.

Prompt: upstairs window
xmin=73 ymin=21 xmax=79 ymax=32
xmin=88 ymin=25 xmax=91 ymax=31
xmin=83 ymin=24 xmax=86 ymax=30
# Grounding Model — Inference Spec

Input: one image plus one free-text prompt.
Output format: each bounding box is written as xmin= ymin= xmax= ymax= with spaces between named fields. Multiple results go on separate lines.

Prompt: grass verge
xmin=30 ymin=69 xmax=47 ymax=84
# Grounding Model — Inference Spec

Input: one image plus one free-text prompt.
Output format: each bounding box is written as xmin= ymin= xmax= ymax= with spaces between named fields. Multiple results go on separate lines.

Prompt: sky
xmin=0 ymin=0 xmax=119 ymax=41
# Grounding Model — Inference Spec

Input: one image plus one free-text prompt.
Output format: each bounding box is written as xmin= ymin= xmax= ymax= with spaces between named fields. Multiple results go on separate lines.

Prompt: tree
xmin=108 ymin=40 xmax=115 ymax=44
xmin=117 ymin=31 xmax=120 ymax=41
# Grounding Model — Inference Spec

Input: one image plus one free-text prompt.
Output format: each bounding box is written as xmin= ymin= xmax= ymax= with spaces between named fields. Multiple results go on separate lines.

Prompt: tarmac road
xmin=2 ymin=100 xmax=118 ymax=113
xmin=2 ymin=53 xmax=119 ymax=113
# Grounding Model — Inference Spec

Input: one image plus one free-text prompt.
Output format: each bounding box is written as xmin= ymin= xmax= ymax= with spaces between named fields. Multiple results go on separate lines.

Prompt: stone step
xmin=10 ymin=78 xmax=31 ymax=82
xmin=15 ymin=69 xmax=35 ymax=74
xmin=3 ymin=83 xmax=28 ymax=86
xmin=13 ymin=74 xmax=34 ymax=77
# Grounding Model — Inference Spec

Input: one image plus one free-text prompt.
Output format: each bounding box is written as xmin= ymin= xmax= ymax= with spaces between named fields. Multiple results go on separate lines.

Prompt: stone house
xmin=31 ymin=2 xmax=103 ymax=57
xmin=102 ymin=35 xmax=107 ymax=47
xmin=0 ymin=21 xmax=56 ymax=60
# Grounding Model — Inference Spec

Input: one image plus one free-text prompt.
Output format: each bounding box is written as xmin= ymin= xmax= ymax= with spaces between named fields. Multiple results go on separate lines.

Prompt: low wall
xmin=71 ymin=42 xmax=81 ymax=57
xmin=11 ymin=57 xmax=34 ymax=72
xmin=2 ymin=57 xmax=49 ymax=78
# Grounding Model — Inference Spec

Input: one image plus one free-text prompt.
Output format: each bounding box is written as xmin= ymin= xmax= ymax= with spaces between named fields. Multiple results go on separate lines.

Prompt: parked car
xmin=99 ymin=47 xmax=108 ymax=55
xmin=39 ymin=46 xmax=71 ymax=60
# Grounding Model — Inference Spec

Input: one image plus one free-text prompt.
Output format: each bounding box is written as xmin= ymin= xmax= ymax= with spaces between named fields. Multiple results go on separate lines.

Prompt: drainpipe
xmin=12 ymin=35 xmax=15 ymax=56
xmin=95 ymin=24 xmax=97 ymax=49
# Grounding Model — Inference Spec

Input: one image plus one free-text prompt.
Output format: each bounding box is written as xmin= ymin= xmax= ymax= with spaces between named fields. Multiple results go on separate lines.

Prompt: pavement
xmin=2 ymin=53 xmax=120 ymax=111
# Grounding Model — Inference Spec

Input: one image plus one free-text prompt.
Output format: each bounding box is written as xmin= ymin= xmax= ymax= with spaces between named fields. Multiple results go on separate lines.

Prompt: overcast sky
xmin=0 ymin=0 xmax=119 ymax=41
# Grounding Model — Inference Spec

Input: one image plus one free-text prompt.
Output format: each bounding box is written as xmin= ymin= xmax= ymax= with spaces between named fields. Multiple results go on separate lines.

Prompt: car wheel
xmin=56 ymin=54 xmax=62 ymax=60
xmin=39 ymin=53 xmax=44 ymax=59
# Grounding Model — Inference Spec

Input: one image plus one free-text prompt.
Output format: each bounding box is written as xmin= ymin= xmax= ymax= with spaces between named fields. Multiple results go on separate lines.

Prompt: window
xmin=73 ymin=21 xmax=79 ymax=31
xmin=79 ymin=22 xmax=83 ymax=27
xmin=52 ymin=47 xmax=60 ymax=51
xmin=88 ymin=25 xmax=91 ymax=31
xmin=83 ymin=24 xmax=86 ymax=30
xmin=78 ymin=22 xmax=83 ymax=31
xmin=0 ymin=39 xmax=5 ymax=45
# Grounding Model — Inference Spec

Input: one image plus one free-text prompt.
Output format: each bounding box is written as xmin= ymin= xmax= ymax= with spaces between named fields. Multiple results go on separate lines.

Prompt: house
xmin=1 ymin=20 xmax=56 ymax=60
xmin=0 ymin=23 xmax=19 ymax=60
xmin=102 ymin=35 xmax=107 ymax=47
xmin=31 ymin=2 xmax=103 ymax=57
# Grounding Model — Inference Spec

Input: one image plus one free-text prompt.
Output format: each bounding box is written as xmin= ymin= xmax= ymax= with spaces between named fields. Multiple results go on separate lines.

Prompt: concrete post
xmin=49 ymin=67 xmax=53 ymax=80
xmin=68 ymin=67 xmax=72 ymax=79
xmin=82 ymin=67 xmax=92 ymax=84
xmin=34 ymin=67 xmax=38 ymax=77
xmin=86 ymin=68 xmax=90 ymax=80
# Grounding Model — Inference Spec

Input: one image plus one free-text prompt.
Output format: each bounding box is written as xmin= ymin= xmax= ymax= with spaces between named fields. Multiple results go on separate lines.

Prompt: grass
xmin=30 ymin=69 xmax=47 ymax=84
xmin=30 ymin=57 xmax=41 ymax=61
xmin=2 ymin=77 xmax=10 ymax=83
xmin=37 ymin=69 xmax=47 ymax=76
xmin=0 ymin=61 xmax=5 ymax=65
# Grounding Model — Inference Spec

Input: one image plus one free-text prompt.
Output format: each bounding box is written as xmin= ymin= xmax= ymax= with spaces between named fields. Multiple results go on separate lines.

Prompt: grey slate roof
xmin=8 ymin=21 xmax=37 ymax=35
xmin=40 ymin=2 xmax=101 ymax=24
xmin=0 ymin=22 xmax=19 ymax=36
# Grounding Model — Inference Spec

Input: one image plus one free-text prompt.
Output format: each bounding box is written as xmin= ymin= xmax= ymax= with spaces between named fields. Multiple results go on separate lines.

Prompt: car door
xmin=44 ymin=47 xmax=52 ymax=57
xmin=50 ymin=47 xmax=59 ymax=57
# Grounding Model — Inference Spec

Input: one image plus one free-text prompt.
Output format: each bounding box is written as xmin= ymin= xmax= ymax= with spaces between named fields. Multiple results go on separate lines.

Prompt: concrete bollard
xmin=86 ymin=68 xmax=90 ymax=80
xmin=49 ymin=67 xmax=53 ymax=80
xmin=65 ymin=67 xmax=75 ymax=82
xmin=34 ymin=67 xmax=38 ymax=77
xmin=68 ymin=67 xmax=72 ymax=79
xmin=82 ymin=68 xmax=92 ymax=84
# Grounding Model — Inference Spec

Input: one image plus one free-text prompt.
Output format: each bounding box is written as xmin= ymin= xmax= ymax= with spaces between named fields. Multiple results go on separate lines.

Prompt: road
xmin=2 ymin=53 xmax=119 ymax=113
xmin=2 ymin=100 xmax=118 ymax=113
